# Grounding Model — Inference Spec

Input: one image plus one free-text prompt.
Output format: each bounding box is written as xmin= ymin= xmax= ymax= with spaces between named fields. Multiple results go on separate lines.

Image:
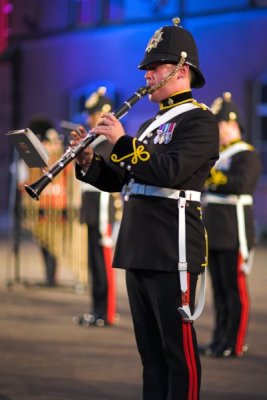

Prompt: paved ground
xmin=0 ymin=234 xmax=267 ymax=400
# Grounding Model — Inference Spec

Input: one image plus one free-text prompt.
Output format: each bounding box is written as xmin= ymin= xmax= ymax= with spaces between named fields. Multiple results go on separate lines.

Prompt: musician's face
xmin=144 ymin=63 xmax=189 ymax=102
xmin=87 ymin=111 xmax=102 ymax=129
xmin=218 ymin=120 xmax=241 ymax=146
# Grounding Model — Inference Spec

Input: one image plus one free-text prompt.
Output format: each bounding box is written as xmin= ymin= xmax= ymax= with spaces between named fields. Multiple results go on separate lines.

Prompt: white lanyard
xmin=139 ymin=103 xmax=198 ymax=142
xmin=177 ymin=197 xmax=207 ymax=321
xmin=215 ymin=142 xmax=252 ymax=168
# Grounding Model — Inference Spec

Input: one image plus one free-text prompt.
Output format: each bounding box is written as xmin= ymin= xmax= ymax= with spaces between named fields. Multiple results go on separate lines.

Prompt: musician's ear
xmin=177 ymin=64 xmax=190 ymax=79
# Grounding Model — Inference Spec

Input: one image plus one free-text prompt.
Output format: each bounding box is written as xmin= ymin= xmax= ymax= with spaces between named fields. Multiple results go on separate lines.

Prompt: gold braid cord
xmin=204 ymin=168 xmax=228 ymax=189
xmin=148 ymin=51 xmax=187 ymax=94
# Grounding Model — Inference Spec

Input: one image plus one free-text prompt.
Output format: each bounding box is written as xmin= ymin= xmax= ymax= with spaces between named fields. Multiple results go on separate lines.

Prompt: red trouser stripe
xmin=235 ymin=253 xmax=250 ymax=355
xmin=103 ymin=224 xmax=116 ymax=324
xmin=181 ymin=274 xmax=198 ymax=400
xmin=182 ymin=323 xmax=198 ymax=400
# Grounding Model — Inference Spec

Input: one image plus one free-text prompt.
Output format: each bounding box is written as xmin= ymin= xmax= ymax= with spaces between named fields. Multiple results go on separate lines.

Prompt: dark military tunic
xmin=76 ymin=91 xmax=219 ymax=275
xmin=203 ymin=140 xmax=262 ymax=250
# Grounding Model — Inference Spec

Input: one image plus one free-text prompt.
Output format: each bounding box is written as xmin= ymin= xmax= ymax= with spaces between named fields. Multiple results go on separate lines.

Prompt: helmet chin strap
xmin=148 ymin=51 xmax=187 ymax=94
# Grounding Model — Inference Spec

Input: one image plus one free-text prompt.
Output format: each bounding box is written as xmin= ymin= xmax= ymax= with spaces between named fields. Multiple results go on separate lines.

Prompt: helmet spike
xmin=172 ymin=17 xmax=181 ymax=26
xmin=223 ymin=92 xmax=232 ymax=102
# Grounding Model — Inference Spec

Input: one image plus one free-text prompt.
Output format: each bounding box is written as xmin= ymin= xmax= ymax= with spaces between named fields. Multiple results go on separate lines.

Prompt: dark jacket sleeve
xmin=208 ymin=150 xmax=262 ymax=195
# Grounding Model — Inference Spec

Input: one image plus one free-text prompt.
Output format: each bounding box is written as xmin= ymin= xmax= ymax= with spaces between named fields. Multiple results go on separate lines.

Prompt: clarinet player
xmin=70 ymin=18 xmax=219 ymax=400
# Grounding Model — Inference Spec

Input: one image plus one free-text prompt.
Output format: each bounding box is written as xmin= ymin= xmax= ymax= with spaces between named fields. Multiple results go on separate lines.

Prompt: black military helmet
xmin=85 ymin=87 xmax=113 ymax=115
xmin=138 ymin=17 xmax=205 ymax=88
xmin=28 ymin=114 xmax=54 ymax=142
xmin=210 ymin=92 xmax=244 ymax=130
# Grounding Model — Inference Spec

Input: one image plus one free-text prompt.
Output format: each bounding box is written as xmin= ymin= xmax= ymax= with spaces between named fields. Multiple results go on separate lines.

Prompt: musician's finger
xmin=76 ymin=128 xmax=83 ymax=137
xmin=70 ymin=129 xmax=78 ymax=138
xmin=97 ymin=117 xmax=107 ymax=126
xmin=106 ymin=112 xmax=117 ymax=121
xmin=78 ymin=125 xmax=87 ymax=135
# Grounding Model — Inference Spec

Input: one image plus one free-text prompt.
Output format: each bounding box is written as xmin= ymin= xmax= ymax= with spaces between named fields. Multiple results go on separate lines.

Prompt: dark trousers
xmin=208 ymin=249 xmax=250 ymax=354
xmin=87 ymin=226 xmax=108 ymax=318
xmin=126 ymin=270 xmax=201 ymax=400
xmin=41 ymin=246 xmax=57 ymax=286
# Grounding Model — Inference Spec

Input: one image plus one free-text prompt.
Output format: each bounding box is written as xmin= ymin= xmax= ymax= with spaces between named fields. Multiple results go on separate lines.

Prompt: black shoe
xmin=213 ymin=346 xmax=236 ymax=358
xmin=72 ymin=313 xmax=109 ymax=327
xmin=242 ymin=343 xmax=249 ymax=354
xmin=215 ymin=343 xmax=249 ymax=358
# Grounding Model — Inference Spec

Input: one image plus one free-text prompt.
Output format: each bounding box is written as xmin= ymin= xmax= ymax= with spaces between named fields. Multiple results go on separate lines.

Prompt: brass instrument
xmin=24 ymin=51 xmax=187 ymax=201
xmin=20 ymin=136 xmax=89 ymax=286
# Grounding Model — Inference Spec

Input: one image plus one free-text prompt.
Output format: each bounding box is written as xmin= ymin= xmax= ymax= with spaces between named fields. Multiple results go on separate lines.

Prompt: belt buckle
xmin=142 ymin=184 xmax=146 ymax=195
xmin=123 ymin=178 xmax=134 ymax=201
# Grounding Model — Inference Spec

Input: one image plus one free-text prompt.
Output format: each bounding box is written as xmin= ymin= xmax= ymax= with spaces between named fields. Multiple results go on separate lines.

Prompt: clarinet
xmin=24 ymin=86 xmax=149 ymax=200
xmin=24 ymin=50 xmax=188 ymax=200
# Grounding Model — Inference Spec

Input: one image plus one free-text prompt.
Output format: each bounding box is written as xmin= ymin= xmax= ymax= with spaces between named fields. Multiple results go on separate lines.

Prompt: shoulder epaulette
xmin=192 ymin=100 xmax=209 ymax=111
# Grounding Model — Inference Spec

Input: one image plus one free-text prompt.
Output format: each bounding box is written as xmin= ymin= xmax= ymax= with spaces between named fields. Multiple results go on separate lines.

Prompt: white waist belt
xmin=128 ymin=183 xmax=201 ymax=202
xmin=204 ymin=193 xmax=253 ymax=206
xmin=204 ymin=193 xmax=254 ymax=275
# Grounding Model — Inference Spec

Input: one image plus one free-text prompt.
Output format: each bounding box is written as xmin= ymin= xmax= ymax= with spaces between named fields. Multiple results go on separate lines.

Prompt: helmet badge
xmin=145 ymin=28 xmax=164 ymax=53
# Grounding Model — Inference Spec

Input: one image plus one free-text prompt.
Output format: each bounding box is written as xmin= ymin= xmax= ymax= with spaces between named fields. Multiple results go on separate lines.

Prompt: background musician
xmin=199 ymin=93 xmax=262 ymax=357
xmin=73 ymin=88 xmax=122 ymax=327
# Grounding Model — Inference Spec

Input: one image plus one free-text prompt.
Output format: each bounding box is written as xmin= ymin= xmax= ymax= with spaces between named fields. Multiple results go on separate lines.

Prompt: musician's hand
xmin=91 ymin=113 xmax=125 ymax=145
xmin=70 ymin=126 xmax=94 ymax=168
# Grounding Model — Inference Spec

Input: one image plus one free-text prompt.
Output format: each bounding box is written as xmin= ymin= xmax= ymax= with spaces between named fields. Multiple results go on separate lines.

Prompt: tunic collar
xmin=159 ymin=90 xmax=194 ymax=111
